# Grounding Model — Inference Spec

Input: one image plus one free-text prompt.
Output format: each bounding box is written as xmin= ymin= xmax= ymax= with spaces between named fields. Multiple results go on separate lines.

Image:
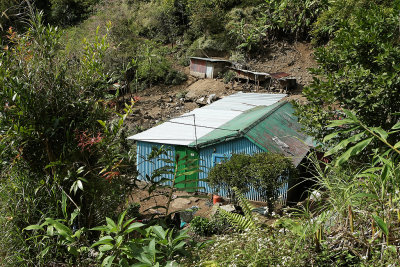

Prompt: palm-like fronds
xmin=218 ymin=188 xmax=256 ymax=231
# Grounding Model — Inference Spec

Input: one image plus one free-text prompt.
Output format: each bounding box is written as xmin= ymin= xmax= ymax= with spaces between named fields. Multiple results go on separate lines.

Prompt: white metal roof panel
xmin=128 ymin=92 xmax=287 ymax=145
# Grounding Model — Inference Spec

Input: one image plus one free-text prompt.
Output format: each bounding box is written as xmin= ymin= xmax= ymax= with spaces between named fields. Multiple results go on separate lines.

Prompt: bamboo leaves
xmin=324 ymin=109 xmax=400 ymax=166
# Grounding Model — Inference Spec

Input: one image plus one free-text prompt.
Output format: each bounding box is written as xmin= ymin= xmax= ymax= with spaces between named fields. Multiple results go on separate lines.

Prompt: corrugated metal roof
xmin=188 ymin=101 xmax=313 ymax=166
xmin=244 ymin=102 xmax=314 ymax=166
xmin=190 ymin=57 xmax=231 ymax=63
xmin=270 ymin=72 xmax=290 ymax=79
xmin=127 ymin=92 xmax=287 ymax=145
xmin=191 ymin=104 xmax=278 ymax=147
xmin=231 ymin=67 xmax=270 ymax=76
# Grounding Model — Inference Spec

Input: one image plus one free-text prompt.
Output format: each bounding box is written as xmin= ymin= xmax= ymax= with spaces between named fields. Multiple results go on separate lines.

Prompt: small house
xmin=189 ymin=57 xmax=231 ymax=79
xmin=128 ymin=93 xmax=313 ymax=204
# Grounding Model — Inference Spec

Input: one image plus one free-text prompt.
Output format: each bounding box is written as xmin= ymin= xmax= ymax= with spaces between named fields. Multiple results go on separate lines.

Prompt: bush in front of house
xmin=208 ymin=154 xmax=253 ymax=198
xmin=208 ymin=153 xmax=296 ymax=209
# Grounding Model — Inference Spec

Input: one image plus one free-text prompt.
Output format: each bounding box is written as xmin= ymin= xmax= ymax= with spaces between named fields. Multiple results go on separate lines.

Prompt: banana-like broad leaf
xmin=102 ymin=255 xmax=116 ymax=267
xmin=117 ymin=210 xmax=127 ymax=228
xmin=124 ymin=222 xmax=145 ymax=234
xmin=44 ymin=218 xmax=73 ymax=242
xmin=372 ymin=215 xmax=389 ymax=236
xmin=323 ymin=126 xmax=360 ymax=143
xmin=151 ymin=225 xmax=167 ymax=240
xmin=391 ymin=121 xmax=400 ymax=130
xmin=24 ymin=224 xmax=44 ymax=231
xmin=91 ymin=236 xmax=114 ymax=247
xmin=106 ymin=217 xmax=118 ymax=233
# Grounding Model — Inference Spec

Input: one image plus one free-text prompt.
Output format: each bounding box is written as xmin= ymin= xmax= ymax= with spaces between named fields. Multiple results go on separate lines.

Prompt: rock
xmin=171 ymin=198 xmax=191 ymax=209
xmin=207 ymin=94 xmax=216 ymax=104
xmin=196 ymin=97 xmax=206 ymax=106
xmin=148 ymin=209 xmax=163 ymax=215
xmin=189 ymin=197 xmax=199 ymax=202
xmin=168 ymin=97 xmax=173 ymax=102
xmin=210 ymin=203 xmax=222 ymax=217
xmin=219 ymin=204 xmax=236 ymax=213
xmin=175 ymin=107 xmax=180 ymax=110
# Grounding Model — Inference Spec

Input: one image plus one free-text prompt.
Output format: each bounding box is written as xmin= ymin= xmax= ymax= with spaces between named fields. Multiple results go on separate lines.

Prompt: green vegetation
xmin=2 ymin=0 xmax=400 ymax=266
xmin=208 ymin=153 xmax=296 ymax=210
xmin=217 ymin=188 xmax=256 ymax=231
xmin=0 ymin=13 xmax=136 ymax=265
xmin=25 ymin=209 xmax=190 ymax=266
xmin=190 ymin=216 xmax=213 ymax=236
xmin=296 ymin=2 xmax=400 ymax=142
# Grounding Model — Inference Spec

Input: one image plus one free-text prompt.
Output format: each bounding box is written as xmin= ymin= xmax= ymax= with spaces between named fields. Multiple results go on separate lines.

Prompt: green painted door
xmin=175 ymin=146 xmax=199 ymax=192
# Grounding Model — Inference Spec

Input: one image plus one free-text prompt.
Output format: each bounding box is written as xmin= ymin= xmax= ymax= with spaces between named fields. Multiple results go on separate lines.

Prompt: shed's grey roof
xmin=189 ymin=57 xmax=231 ymax=63
xmin=128 ymin=92 xmax=286 ymax=146
xmin=231 ymin=67 xmax=270 ymax=76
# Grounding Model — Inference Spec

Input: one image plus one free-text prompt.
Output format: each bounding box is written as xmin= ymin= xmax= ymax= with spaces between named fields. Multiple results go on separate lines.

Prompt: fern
xmin=218 ymin=188 xmax=256 ymax=231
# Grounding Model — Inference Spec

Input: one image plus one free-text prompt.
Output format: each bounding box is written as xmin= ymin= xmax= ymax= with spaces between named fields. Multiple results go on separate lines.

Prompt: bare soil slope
xmin=125 ymin=41 xmax=314 ymax=133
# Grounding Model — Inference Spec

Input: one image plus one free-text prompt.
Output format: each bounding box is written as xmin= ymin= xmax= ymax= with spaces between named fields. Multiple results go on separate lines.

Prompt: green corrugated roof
xmin=189 ymin=102 xmax=284 ymax=148
xmin=188 ymin=101 xmax=313 ymax=166
xmin=244 ymin=102 xmax=314 ymax=166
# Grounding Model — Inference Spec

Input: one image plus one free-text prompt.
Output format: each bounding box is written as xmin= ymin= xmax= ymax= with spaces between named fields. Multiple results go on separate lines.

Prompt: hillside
xmin=2 ymin=0 xmax=400 ymax=266
xmin=128 ymin=41 xmax=315 ymax=132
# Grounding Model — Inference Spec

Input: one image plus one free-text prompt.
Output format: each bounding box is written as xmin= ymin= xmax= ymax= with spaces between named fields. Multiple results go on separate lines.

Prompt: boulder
xmin=219 ymin=204 xmax=236 ymax=213
xmin=207 ymin=94 xmax=216 ymax=104
xmin=171 ymin=198 xmax=191 ymax=209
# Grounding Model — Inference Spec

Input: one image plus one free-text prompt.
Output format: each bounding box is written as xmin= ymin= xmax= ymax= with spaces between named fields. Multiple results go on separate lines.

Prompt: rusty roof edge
xmin=240 ymin=101 xmax=288 ymax=136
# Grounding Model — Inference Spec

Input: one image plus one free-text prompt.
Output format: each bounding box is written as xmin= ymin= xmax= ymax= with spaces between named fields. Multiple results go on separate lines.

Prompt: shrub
xmin=311 ymin=0 xmax=393 ymax=45
xmin=209 ymin=210 xmax=231 ymax=235
xmin=223 ymin=70 xmax=236 ymax=84
xmin=296 ymin=3 xmax=400 ymax=143
xmin=0 ymin=13 xmax=136 ymax=264
xmin=260 ymin=0 xmax=329 ymax=41
xmin=208 ymin=153 xmax=296 ymax=209
xmin=187 ymin=227 xmax=317 ymax=266
xmin=165 ymin=69 xmax=188 ymax=86
xmin=49 ymin=0 xmax=99 ymax=26
xmin=190 ymin=216 xmax=212 ymax=236
xmin=126 ymin=202 xmax=141 ymax=219
xmin=208 ymin=154 xmax=252 ymax=197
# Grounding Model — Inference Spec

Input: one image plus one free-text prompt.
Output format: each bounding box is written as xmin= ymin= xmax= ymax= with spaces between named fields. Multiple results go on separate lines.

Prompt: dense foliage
xmin=0 ymin=13 xmax=136 ymax=265
xmin=296 ymin=2 xmax=400 ymax=144
xmin=2 ymin=0 xmax=400 ymax=266
xmin=208 ymin=153 xmax=296 ymax=209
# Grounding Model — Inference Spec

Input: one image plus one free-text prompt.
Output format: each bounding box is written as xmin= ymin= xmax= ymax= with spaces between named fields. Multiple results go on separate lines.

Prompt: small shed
xmin=230 ymin=67 xmax=271 ymax=89
xmin=231 ymin=68 xmax=270 ymax=83
xmin=189 ymin=57 xmax=231 ymax=79
xmin=128 ymin=93 xmax=313 ymax=203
